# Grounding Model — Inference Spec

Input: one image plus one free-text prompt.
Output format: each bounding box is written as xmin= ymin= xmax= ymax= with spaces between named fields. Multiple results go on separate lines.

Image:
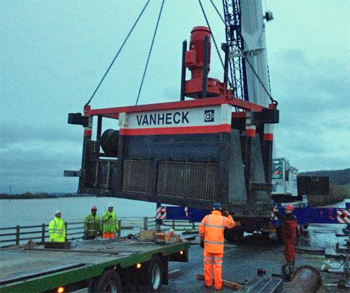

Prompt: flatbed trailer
xmin=0 ymin=238 xmax=190 ymax=293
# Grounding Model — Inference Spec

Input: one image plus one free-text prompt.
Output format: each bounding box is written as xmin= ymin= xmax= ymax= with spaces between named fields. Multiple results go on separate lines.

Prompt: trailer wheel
xmin=224 ymin=229 xmax=243 ymax=242
xmin=138 ymin=255 xmax=163 ymax=292
xmin=95 ymin=270 xmax=122 ymax=293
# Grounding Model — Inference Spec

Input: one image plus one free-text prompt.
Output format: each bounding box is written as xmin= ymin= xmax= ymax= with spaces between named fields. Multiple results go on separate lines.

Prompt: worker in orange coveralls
xmin=199 ymin=202 xmax=235 ymax=290
xmin=273 ymin=204 xmax=297 ymax=267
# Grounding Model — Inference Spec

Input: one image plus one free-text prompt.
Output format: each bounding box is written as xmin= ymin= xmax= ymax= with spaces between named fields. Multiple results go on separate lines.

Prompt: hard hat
xmin=55 ymin=210 xmax=61 ymax=215
xmin=213 ymin=202 xmax=222 ymax=210
xmin=285 ymin=204 xmax=294 ymax=211
xmin=108 ymin=203 xmax=114 ymax=208
xmin=91 ymin=206 xmax=97 ymax=210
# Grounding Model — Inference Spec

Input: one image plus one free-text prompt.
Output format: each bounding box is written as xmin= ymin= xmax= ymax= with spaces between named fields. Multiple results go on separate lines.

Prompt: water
xmin=0 ymin=197 xmax=348 ymax=230
xmin=0 ymin=197 xmax=156 ymax=228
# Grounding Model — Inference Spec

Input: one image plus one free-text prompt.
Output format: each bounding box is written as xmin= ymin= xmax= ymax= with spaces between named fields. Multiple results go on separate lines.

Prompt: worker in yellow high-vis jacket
xmin=84 ymin=206 xmax=101 ymax=239
xmin=102 ymin=204 xmax=118 ymax=239
xmin=49 ymin=210 xmax=66 ymax=242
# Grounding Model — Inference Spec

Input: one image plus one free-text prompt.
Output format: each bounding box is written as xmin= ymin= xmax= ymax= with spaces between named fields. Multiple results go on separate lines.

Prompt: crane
xmin=66 ymin=0 xmax=281 ymax=241
xmin=222 ymin=0 xmax=276 ymax=184
xmin=223 ymin=0 xmax=274 ymax=107
xmin=65 ymin=0 xmax=345 ymax=243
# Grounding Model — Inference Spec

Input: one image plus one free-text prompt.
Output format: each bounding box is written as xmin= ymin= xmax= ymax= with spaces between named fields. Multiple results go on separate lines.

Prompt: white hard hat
xmin=108 ymin=203 xmax=114 ymax=208
xmin=55 ymin=210 xmax=61 ymax=215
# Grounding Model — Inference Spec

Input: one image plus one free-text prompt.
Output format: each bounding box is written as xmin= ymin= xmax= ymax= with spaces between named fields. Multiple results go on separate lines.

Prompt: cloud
xmin=269 ymin=49 xmax=350 ymax=171
xmin=1 ymin=0 xmax=349 ymax=193
xmin=0 ymin=137 xmax=81 ymax=193
xmin=0 ymin=124 xmax=81 ymax=148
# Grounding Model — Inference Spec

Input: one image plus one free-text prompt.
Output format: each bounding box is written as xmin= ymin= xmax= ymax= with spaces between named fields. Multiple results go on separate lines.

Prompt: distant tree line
xmin=308 ymin=184 xmax=349 ymax=207
xmin=1 ymin=169 xmax=349 ymax=206
xmin=300 ymin=168 xmax=350 ymax=186
xmin=0 ymin=192 xmax=78 ymax=199
xmin=299 ymin=168 xmax=349 ymax=206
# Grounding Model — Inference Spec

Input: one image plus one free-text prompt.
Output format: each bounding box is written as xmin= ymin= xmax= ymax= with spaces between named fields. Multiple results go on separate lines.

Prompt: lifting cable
xmin=209 ymin=0 xmax=235 ymax=90
xmin=135 ymin=0 xmax=165 ymax=105
xmin=199 ymin=0 xmax=234 ymax=90
xmin=85 ymin=0 xmax=151 ymax=106
xmin=244 ymin=57 xmax=278 ymax=105
xmin=209 ymin=0 xmax=225 ymax=24
xmin=197 ymin=0 xmax=225 ymax=70
xmin=208 ymin=0 xmax=277 ymax=105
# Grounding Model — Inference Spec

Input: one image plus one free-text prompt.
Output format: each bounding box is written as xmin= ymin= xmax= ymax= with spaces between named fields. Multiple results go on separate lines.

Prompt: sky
xmin=0 ymin=0 xmax=349 ymax=194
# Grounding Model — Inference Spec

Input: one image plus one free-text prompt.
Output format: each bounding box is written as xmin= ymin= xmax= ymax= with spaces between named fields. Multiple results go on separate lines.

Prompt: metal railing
xmin=160 ymin=219 xmax=199 ymax=231
xmin=0 ymin=217 xmax=198 ymax=247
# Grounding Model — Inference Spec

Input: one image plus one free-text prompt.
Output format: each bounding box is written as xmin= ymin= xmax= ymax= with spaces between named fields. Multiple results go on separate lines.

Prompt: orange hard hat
xmin=92 ymin=206 xmax=97 ymax=210
xmin=285 ymin=204 xmax=294 ymax=211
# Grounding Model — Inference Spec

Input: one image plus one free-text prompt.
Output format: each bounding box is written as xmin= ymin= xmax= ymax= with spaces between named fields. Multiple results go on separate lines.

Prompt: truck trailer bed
xmin=0 ymin=238 xmax=190 ymax=292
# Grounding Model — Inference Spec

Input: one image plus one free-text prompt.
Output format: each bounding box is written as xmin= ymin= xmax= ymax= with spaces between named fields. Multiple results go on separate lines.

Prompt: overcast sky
xmin=0 ymin=0 xmax=349 ymax=194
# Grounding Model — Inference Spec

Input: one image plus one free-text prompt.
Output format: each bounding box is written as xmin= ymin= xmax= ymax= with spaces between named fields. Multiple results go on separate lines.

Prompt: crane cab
xmin=271 ymin=158 xmax=298 ymax=199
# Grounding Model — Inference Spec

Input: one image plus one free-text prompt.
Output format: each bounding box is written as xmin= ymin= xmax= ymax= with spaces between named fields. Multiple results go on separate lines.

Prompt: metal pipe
xmin=15 ymin=225 xmax=20 ymax=246
xmin=80 ymin=105 xmax=93 ymax=192
xmin=282 ymin=265 xmax=321 ymax=292
xmin=65 ymin=222 xmax=68 ymax=241
xmin=263 ymin=127 xmax=273 ymax=185
xmin=345 ymin=238 xmax=350 ymax=276
xmin=143 ymin=217 xmax=148 ymax=231
xmin=97 ymin=115 xmax=102 ymax=143
xmin=180 ymin=40 xmax=187 ymax=101
xmin=41 ymin=224 xmax=45 ymax=243
xmin=222 ymin=43 xmax=229 ymax=91
xmin=202 ymin=36 xmax=209 ymax=98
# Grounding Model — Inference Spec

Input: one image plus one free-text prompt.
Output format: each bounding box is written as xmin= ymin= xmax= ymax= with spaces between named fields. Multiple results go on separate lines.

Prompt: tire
xmin=95 ymin=270 xmax=122 ymax=293
xmin=224 ymin=229 xmax=243 ymax=242
xmin=138 ymin=255 xmax=164 ymax=292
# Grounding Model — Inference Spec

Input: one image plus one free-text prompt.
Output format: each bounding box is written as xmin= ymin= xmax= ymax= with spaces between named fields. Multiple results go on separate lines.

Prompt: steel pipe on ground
xmin=282 ymin=265 xmax=321 ymax=293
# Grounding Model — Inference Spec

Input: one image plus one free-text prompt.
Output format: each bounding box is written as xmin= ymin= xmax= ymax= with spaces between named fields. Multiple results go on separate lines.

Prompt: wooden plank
xmin=295 ymin=245 xmax=325 ymax=255
xmin=196 ymin=274 xmax=243 ymax=290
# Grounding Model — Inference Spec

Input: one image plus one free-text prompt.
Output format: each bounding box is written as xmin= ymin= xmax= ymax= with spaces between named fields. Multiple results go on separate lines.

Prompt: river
xmin=0 ymin=197 xmax=156 ymax=228
xmin=0 ymin=197 xmax=348 ymax=230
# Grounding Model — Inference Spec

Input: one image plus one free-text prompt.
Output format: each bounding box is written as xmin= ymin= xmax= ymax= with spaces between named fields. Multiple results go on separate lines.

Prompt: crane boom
xmin=223 ymin=0 xmax=273 ymax=107
xmin=222 ymin=0 xmax=248 ymax=101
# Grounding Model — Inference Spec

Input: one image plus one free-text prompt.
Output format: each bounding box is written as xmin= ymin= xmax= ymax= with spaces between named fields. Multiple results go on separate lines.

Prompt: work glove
xmin=200 ymin=239 xmax=204 ymax=249
xmin=222 ymin=210 xmax=229 ymax=217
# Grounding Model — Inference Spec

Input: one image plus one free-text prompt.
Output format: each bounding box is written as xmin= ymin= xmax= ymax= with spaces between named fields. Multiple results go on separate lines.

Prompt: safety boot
xmin=281 ymin=262 xmax=294 ymax=282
